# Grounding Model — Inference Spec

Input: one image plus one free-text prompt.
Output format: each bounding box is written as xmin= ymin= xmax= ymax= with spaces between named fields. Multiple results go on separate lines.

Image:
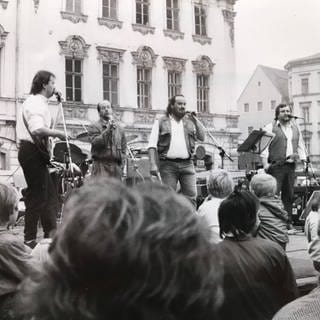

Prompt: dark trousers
xmin=18 ymin=141 xmax=58 ymax=241
xmin=268 ymin=163 xmax=295 ymax=224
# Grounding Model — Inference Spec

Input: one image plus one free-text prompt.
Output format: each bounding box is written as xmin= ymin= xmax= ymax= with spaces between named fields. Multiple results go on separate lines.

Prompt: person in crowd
xmin=17 ymin=70 xmax=67 ymax=249
xmin=148 ymin=94 xmax=205 ymax=207
xmin=272 ymin=286 xmax=320 ymax=320
xmin=217 ymin=190 xmax=298 ymax=320
xmin=197 ymin=169 xmax=234 ymax=241
xmin=250 ymin=173 xmax=289 ymax=250
xmin=87 ymin=100 xmax=127 ymax=179
xmin=261 ymin=103 xmax=307 ymax=233
xmin=0 ymin=182 xmax=35 ymax=320
xmin=19 ymin=178 xmax=222 ymax=320
xmin=304 ymin=199 xmax=320 ymax=272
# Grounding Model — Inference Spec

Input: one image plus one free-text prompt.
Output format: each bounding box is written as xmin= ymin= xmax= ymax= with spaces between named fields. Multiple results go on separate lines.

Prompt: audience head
xmin=0 ymin=182 xmax=19 ymax=228
xmin=311 ymin=199 xmax=319 ymax=212
xmin=20 ymin=178 xmax=222 ymax=320
xmin=218 ymin=190 xmax=259 ymax=239
xmin=207 ymin=169 xmax=234 ymax=199
xmin=250 ymin=173 xmax=277 ymax=198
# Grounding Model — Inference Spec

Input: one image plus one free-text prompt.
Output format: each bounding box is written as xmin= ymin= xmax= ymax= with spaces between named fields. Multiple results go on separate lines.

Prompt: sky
xmin=234 ymin=0 xmax=320 ymax=97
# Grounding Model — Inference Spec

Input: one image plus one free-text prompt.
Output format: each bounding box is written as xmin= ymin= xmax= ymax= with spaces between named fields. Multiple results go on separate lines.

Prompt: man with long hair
xmin=17 ymin=70 xmax=66 ymax=248
xmin=148 ymin=94 xmax=205 ymax=207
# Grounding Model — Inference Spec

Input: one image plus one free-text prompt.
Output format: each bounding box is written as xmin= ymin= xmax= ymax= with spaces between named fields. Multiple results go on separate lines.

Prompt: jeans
xmin=268 ymin=163 xmax=295 ymax=224
xmin=159 ymin=159 xmax=197 ymax=207
xmin=18 ymin=141 xmax=58 ymax=241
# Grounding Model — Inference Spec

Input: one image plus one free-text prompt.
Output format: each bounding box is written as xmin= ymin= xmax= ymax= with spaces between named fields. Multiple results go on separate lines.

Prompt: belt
xmin=164 ymin=158 xmax=191 ymax=162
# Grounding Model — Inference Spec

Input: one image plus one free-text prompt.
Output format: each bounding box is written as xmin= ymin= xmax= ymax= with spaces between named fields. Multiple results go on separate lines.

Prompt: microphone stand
xmin=126 ymin=146 xmax=146 ymax=184
xmin=191 ymin=114 xmax=233 ymax=169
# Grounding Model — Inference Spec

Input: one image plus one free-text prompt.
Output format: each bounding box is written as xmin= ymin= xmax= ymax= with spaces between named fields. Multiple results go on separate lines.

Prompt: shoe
xmin=24 ymin=240 xmax=38 ymax=249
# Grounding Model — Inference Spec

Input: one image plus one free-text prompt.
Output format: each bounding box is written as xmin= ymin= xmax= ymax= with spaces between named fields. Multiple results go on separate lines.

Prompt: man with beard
xmin=262 ymin=103 xmax=307 ymax=233
xmin=87 ymin=100 xmax=127 ymax=179
xmin=148 ymin=94 xmax=205 ymax=207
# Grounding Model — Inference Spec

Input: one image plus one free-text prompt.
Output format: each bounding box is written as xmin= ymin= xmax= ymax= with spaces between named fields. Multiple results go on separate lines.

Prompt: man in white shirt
xmin=17 ymin=70 xmax=66 ymax=248
xmin=261 ymin=104 xmax=307 ymax=231
xmin=148 ymin=94 xmax=205 ymax=207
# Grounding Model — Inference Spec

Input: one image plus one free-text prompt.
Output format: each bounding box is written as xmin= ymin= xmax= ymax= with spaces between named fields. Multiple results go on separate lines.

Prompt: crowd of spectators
xmin=0 ymin=168 xmax=320 ymax=319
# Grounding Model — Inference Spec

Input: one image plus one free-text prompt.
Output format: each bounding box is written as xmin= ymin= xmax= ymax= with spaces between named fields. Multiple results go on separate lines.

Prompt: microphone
xmin=53 ymin=90 xmax=63 ymax=103
xmin=185 ymin=111 xmax=197 ymax=117
xmin=288 ymin=115 xmax=304 ymax=120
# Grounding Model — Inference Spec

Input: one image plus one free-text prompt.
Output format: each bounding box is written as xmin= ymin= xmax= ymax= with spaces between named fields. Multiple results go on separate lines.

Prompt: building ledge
xmin=292 ymin=92 xmax=320 ymax=98
xmin=192 ymin=34 xmax=212 ymax=45
xmin=131 ymin=23 xmax=155 ymax=35
xmin=60 ymin=11 xmax=88 ymax=24
xmin=163 ymin=29 xmax=184 ymax=40
xmin=97 ymin=17 xmax=123 ymax=29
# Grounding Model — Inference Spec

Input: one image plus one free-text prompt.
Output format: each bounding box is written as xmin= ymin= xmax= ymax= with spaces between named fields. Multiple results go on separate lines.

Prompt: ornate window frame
xmin=222 ymin=9 xmax=236 ymax=47
xmin=0 ymin=1 xmax=8 ymax=9
xmin=0 ymin=24 xmax=9 ymax=49
xmin=192 ymin=55 xmax=214 ymax=76
xmin=61 ymin=0 xmax=88 ymax=24
xmin=97 ymin=46 xmax=125 ymax=106
xmin=132 ymin=0 xmax=155 ymax=35
xmin=98 ymin=0 xmax=123 ymax=29
xmin=131 ymin=46 xmax=157 ymax=109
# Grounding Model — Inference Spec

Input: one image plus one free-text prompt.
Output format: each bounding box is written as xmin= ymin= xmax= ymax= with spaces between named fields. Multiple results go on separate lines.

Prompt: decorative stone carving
xmin=222 ymin=9 xmax=236 ymax=47
xmin=163 ymin=29 xmax=184 ymax=40
xmin=226 ymin=116 xmax=238 ymax=128
xmin=0 ymin=24 xmax=8 ymax=48
xmin=60 ymin=11 xmax=88 ymax=24
xmin=96 ymin=46 xmax=125 ymax=63
xmin=198 ymin=115 xmax=214 ymax=128
xmin=131 ymin=46 xmax=158 ymax=68
xmin=0 ymin=1 xmax=8 ymax=9
xmin=162 ymin=57 xmax=187 ymax=72
xmin=192 ymin=56 xmax=214 ymax=75
xmin=131 ymin=24 xmax=155 ymax=35
xmin=59 ymin=35 xmax=90 ymax=58
xmin=134 ymin=112 xmax=155 ymax=124
xmin=98 ymin=17 xmax=123 ymax=29
xmin=192 ymin=34 xmax=212 ymax=45
xmin=63 ymin=104 xmax=88 ymax=120
xmin=113 ymin=111 xmax=123 ymax=122
xmin=33 ymin=0 xmax=40 ymax=12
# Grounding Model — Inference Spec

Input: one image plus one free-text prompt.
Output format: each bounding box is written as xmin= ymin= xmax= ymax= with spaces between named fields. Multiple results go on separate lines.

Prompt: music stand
xmin=237 ymin=129 xmax=274 ymax=170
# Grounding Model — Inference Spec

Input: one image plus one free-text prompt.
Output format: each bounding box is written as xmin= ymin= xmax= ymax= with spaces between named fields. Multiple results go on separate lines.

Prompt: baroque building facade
xmin=285 ymin=53 xmax=320 ymax=168
xmin=0 ymin=0 xmax=240 ymax=179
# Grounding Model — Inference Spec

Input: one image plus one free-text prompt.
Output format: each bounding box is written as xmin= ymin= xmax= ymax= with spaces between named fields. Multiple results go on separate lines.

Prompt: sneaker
xmin=24 ymin=240 xmax=38 ymax=249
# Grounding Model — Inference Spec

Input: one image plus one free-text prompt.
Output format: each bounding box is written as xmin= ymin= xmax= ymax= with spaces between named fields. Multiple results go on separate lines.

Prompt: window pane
xmin=66 ymin=88 xmax=73 ymax=101
xmin=74 ymin=76 xmax=81 ymax=89
xmin=66 ymin=74 xmax=73 ymax=87
xmin=102 ymin=7 xmax=109 ymax=17
xmin=66 ymin=58 xmax=72 ymax=72
xmin=74 ymin=0 xmax=81 ymax=14
xmin=111 ymin=65 xmax=118 ymax=77
xmin=66 ymin=0 xmax=73 ymax=12
xmin=74 ymin=60 xmax=81 ymax=73
xmin=74 ymin=89 xmax=81 ymax=101
xmin=112 ymin=93 xmax=118 ymax=105
xmin=111 ymin=80 xmax=117 ymax=92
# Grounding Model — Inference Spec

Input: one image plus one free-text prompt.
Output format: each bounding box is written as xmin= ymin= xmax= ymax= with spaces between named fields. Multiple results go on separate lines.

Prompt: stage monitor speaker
xmin=127 ymin=157 xmax=150 ymax=178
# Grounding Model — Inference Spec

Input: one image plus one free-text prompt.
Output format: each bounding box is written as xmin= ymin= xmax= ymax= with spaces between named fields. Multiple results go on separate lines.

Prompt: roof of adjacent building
xmin=237 ymin=65 xmax=289 ymax=102
xmin=285 ymin=53 xmax=320 ymax=70
xmin=259 ymin=65 xmax=289 ymax=100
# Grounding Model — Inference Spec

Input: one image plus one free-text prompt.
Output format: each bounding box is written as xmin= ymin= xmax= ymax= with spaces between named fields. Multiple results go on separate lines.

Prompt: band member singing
xmin=148 ymin=94 xmax=205 ymax=207
xmin=261 ymin=103 xmax=307 ymax=233
xmin=87 ymin=100 xmax=127 ymax=179
xmin=17 ymin=70 xmax=67 ymax=249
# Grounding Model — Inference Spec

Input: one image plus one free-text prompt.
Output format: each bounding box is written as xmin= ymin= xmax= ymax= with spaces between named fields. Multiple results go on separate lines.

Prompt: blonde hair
xmin=250 ymin=173 xmax=277 ymax=198
xmin=206 ymin=170 xmax=234 ymax=199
